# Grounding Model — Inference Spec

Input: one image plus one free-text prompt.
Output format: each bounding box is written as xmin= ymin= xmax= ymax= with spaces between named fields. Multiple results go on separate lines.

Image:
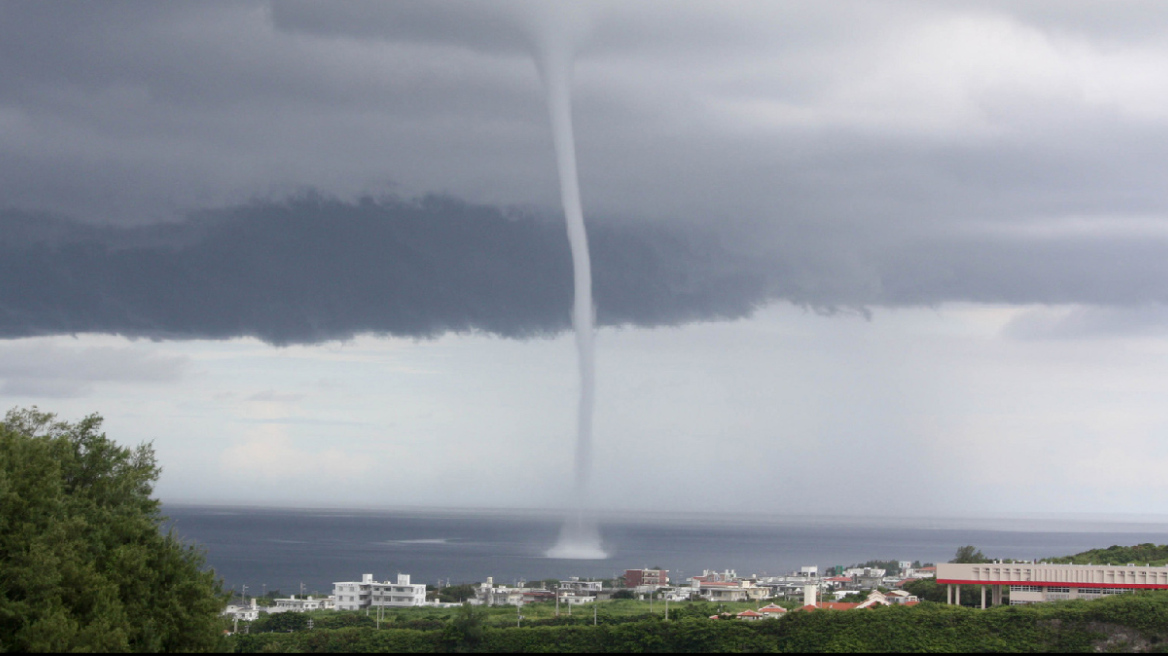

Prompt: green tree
xmin=0 ymin=407 xmax=227 ymax=652
xmin=437 ymin=583 xmax=478 ymax=604
xmin=848 ymin=559 xmax=904 ymax=576
xmin=903 ymin=579 xmax=948 ymax=603
xmin=952 ymin=545 xmax=991 ymax=563
xmin=252 ymin=611 xmax=309 ymax=633
xmin=443 ymin=603 xmax=487 ymax=650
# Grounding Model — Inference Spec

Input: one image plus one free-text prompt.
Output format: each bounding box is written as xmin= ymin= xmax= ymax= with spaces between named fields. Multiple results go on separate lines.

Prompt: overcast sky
xmin=4 ymin=1 xmax=1168 ymax=517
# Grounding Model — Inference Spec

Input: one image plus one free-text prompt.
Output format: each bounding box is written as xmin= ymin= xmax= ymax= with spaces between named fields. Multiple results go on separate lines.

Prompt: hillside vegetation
xmin=1046 ymin=543 xmax=1168 ymax=567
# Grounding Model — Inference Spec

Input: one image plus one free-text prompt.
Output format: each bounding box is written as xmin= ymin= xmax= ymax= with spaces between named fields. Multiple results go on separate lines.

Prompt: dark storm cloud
xmin=5 ymin=195 xmax=1168 ymax=345
xmin=9 ymin=0 xmax=1168 ymax=231
xmin=4 ymin=0 xmax=1168 ymax=334
xmin=0 ymin=196 xmax=768 ymax=344
xmin=270 ymin=1 xmax=534 ymax=55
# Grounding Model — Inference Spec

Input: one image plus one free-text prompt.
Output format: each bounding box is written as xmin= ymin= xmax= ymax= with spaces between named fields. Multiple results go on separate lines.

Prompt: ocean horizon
xmin=162 ymin=504 xmax=1168 ymax=597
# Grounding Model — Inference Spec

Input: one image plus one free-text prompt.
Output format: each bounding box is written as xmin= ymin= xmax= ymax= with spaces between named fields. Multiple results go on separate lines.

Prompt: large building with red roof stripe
xmin=937 ymin=562 xmax=1168 ymax=607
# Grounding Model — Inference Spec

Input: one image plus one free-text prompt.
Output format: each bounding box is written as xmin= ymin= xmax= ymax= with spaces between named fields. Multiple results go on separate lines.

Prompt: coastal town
xmin=224 ymin=563 xmax=932 ymax=624
xmin=223 ymin=558 xmax=1168 ymax=630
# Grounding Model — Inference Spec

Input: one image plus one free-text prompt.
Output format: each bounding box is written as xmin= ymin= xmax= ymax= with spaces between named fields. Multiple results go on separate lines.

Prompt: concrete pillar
xmin=956 ymin=585 xmax=961 ymax=605
xmin=980 ymin=586 xmax=986 ymax=609
xmin=947 ymin=584 xmax=952 ymax=605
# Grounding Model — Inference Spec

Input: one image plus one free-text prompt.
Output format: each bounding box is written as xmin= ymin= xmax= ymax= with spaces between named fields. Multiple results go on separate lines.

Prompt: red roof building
xmin=624 ymin=569 xmax=668 ymax=588
xmin=799 ymin=602 xmax=861 ymax=612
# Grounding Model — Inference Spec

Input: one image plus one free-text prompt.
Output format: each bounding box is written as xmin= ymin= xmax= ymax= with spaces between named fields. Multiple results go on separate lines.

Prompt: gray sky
xmin=4 ymin=1 xmax=1168 ymax=515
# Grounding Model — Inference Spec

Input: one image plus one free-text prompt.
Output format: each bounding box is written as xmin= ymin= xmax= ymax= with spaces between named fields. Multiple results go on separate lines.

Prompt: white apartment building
xmin=223 ymin=599 xmax=261 ymax=622
xmin=558 ymin=578 xmax=603 ymax=595
xmin=473 ymin=577 xmax=557 ymax=606
xmin=557 ymin=578 xmax=602 ymax=605
xmin=333 ymin=573 xmax=427 ymax=610
xmin=662 ymin=587 xmax=698 ymax=602
xmin=937 ymin=562 xmax=1168 ymax=607
xmin=271 ymin=595 xmax=336 ymax=613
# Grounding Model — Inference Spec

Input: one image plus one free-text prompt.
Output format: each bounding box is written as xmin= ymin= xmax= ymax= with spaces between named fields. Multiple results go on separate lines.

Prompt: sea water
xmin=163 ymin=505 xmax=1168 ymax=597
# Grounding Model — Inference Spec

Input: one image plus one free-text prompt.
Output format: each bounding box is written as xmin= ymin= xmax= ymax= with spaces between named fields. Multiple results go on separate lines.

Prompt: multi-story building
xmin=558 ymin=578 xmax=603 ymax=595
xmin=625 ymin=569 xmax=669 ymax=588
xmin=223 ymin=599 xmax=261 ymax=622
xmin=371 ymin=574 xmax=427 ymax=607
xmin=557 ymin=578 xmax=602 ymax=605
xmin=334 ymin=575 xmax=372 ymax=611
xmin=333 ymin=573 xmax=426 ymax=610
xmin=474 ymin=577 xmax=553 ymax=606
xmin=937 ymin=562 xmax=1168 ymax=607
xmin=271 ymin=595 xmax=336 ymax=613
xmin=842 ymin=567 xmax=887 ymax=589
xmin=688 ymin=569 xmax=771 ymax=602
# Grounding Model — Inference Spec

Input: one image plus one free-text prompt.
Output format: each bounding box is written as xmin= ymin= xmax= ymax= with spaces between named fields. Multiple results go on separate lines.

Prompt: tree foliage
xmin=0 ymin=407 xmax=227 ymax=652
xmin=847 ymin=560 xmax=908 ymax=576
xmin=1047 ymin=543 xmax=1168 ymax=567
xmin=252 ymin=611 xmax=310 ymax=633
xmin=442 ymin=603 xmax=487 ymax=650
xmin=901 ymin=579 xmax=947 ymax=604
xmin=436 ymin=584 xmax=478 ymax=604
xmin=951 ymin=545 xmax=991 ymax=563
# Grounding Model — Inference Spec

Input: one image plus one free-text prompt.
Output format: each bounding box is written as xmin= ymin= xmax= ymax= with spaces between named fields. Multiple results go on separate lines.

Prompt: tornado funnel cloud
xmin=535 ymin=23 xmax=606 ymax=560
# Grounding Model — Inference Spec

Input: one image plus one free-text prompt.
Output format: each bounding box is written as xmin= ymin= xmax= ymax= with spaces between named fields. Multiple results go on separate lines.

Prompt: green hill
xmin=1047 ymin=543 xmax=1168 ymax=566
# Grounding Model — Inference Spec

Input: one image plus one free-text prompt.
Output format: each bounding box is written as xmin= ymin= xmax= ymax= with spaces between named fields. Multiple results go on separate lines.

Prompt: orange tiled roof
xmin=799 ymin=602 xmax=860 ymax=612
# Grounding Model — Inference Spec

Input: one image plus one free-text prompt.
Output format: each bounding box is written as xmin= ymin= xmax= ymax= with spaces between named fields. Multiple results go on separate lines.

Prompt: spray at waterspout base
xmin=545 ymin=510 xmax=607 ymax=560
